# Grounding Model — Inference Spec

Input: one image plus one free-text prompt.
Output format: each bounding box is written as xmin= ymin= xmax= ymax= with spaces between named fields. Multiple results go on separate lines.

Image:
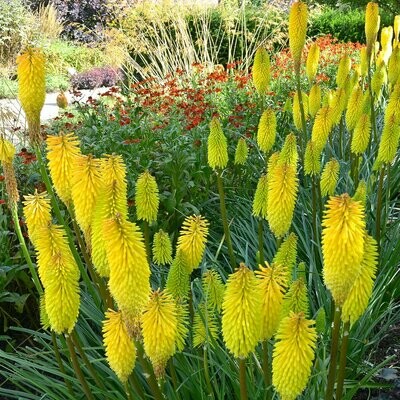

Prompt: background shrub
xmin=70 ymin=66 xmax=122 ymax=89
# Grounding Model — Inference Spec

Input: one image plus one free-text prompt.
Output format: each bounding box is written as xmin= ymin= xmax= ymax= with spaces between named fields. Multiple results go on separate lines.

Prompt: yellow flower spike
xmin=252 ymin=47 xmax=271 ymax=96
xmin=279 ymin=133 xmax=298 ymax=167
xmin=166 ymin=251 xmax=190 ymax=301
xmin=385 ymin=83 xmax=400 ymax=125
xmin=257 ymin=108 xmax=277 ymax=153
xmin=320 ymin=159 xmax=340 ymax=197
xmin=272 ymin=312 xmax=317 ymax=400
xmin=202 ymin=269 xmax=225 ymax=312
xmin=346 ymin=85 xmax=364 ymax=131
xmin=394 ymin=15 xmax=400 ymax=44
xmin=207 ymin=117 xmax=228 ymax=170
xmin=349 ymin=69 xmax=360 ymax=92
xmin=152 ymin=229 xmax=173 ymax=266
xmin=329 ymin=88 xmax=347 ymax=126
xmin=135 ymin=170 xmax=159 ymax=223
xmin=336 ymin=54 xmax=352 ymax=88
xmin=256 ymin=262 xmax=289 ymax=341
xmin=193 ymin=303 xmax=218 ymax=348
xmin=380 ymin=26 xmax=393 ymax=64
xmin=103 ymin=310 xmax=136 ymax=383
xmin=388 ymin=47 xmax=400 ymax=86
xmin=36 ymin=224 xmax=80 ymax=334
xmin=103 ymin=216 xmax=150 ymax=323
xmin=283 ymin=98 xmax=292 ymax=113
xmin=71 ymin=155 xmax=101 ymax=238
xmin=351 ymin=113 xmax=371 ymax=155
xmin=371 ymin=64 xmax=387 ymax=101
xmin=322 ymin=194 xmax=366 ymax=306
xmin=273 ymin=232 xmax=298 ymax=273
xmin=252 ymin=174 xmax=269 ymax=219
xmin=2 ymin=162 xmax=19 ymax=205
xmin=306 ymin=43 xmax=320 ymax=83
xmin=0 ymin=138 xmax=15 ymax=163
xmin=175 ymin=302 xmax=189 ymax=351
xmin=374 ymin=40 xmax=381 ymax=59
xmin=267 ymin=161 xmax=299 ymax=238
xmin=39 ymin=295 xmax=50 ymax=330
xmin=176 ymin=215 xmax=209 ymax=271
xmin=23 ymin=190 xmax=51 ymax=247
xmin=304 ymin=140 xmax=321 ymax=176
xmin=234 ymin=137 xmax=248 ymax=165
xmin=293 ymin=91 xmax=309 ymax=131
xmin=362 ymin=90 xmax=372 ymax=114
xmin=311 ymin=106 xmax=334 ymax=153
xmin=280 ymin=278 xmax=309 ymax=320
xmin=222 ymin=263 xmax=262 ymax=358
xmin=141 ymin=290 xmax=178 ymax=378
xmin=374 ymin=113 xmax=400 ymax=169
xmin=289 ymin=1 xmax=308 ymax=73
xmin=308 ymin=84 xmax=321 ymax=119
xmin=16 ymin=48 xmax=45 ymax=143
xmin=342 ymin=235 xmax=378 ymax=325
xmin=365 ymin=2 xmax=380 ymax=54
xmin=46 ymin=133 xmax=81 ymax=205
xmin=360 ymin=47 xmax=369 ymax=77
xmin=91 ymin=155 xmax=128 ymax=277
xmin=353 ymin=180 xmax=367 ymax=207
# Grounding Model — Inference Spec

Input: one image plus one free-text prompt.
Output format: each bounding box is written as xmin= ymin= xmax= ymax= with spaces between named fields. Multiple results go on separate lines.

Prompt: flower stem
xmin=216 ymin=170 xmax=236 ymax=268
xmin=335 ymin=322 xmax=350 ymax=400
xmin=51 ymin=331 xmax=74 ymax=397
xmin=65 ymin=334 xmax=94 ymax=400
xmin=311 ymin=176 xmax=318 ymax=248
xmin=295 ymin=73 xmax=307 ymax=158
xmin=128 ymin=374 xmax=146 ymax=399
xmin=262 ymin=341 xmax=272 ymax=399
xmin=10 ymin=204 xmax=43 ymax=295
xmin=143 ymin=221 xmax=151 ymax=265
xmin=239 ymin=358 xmax=248 ymax=400
xmin=168 ymin=358 xmax=181 ymax=400
xmin=71 ymin=330 xmax=105 ymax=390
xmin=203 ymin=346 xmax=213 ymax=397
xmin=376 ymin=165 xmax=386 ymax=251
xmin=325 ymin=306 xmax=342 ymax=400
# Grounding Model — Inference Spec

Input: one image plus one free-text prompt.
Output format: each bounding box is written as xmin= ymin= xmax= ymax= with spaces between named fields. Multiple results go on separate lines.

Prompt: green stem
xmin=203 ymin=346 xmax=213 ymax=398
xmin=376 ymin=166 xmax=386 ymax=251
xmin=135 ymin=341 xmax=163 ymax=400
xmin=51 ymin=332 xmax=74 ymax=397
xmin=258 ymin=219 xmax=264 ymax=265
xmin=239 ymin=358 xmax=248 ymax=400
xmin=129 ymin=374 xmax=146 ymax=399
xmin=168 ymin=358 xmax=181 ymax=400
xmin=124 ymin=382 xmax=133 ymax=400
xmin=65 ymin=334 xmax=94 ymax=400
xmin=367 ymin=57 xmax=378 ymax=143
xmin=216 ymin=170 xmax=236 ymax=268
xmin=262 ymin=341 xmax=271 ymax=399
xmin=34 ymin=147 xmax=99 ymax=304
xmin=325 ymin=306 xmax=342 ymax=400
xmin=338 ymin=116 xmax=344 ymax=160
xmin=317 ymin=175 xmax=323 ymax=219
xmin=143 ymin=221 xmax=151 ymax=265
xmin=336 ymin=322 xmax=350 ymax=400
xmin=71 ymin=330 xmax=105 ymax=390
xmin=296 ymin=73 xmax=308 ymax=158
xmin=11 ymin=204 xmax=43 ymax=295
xmin=311 ymin=176 xmax=318 ymax=248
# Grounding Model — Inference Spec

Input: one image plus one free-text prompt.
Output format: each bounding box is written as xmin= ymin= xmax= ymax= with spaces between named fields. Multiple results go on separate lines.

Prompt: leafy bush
xmin=309 ymin=6 xmax=393 ymax=43
xmin=70 ymin=67 xmax=122 ymax=89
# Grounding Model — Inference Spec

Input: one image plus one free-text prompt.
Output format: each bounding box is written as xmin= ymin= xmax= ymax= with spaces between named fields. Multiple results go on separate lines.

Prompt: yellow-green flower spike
xmin=289 ymin=1 xmax=308 ymax=73
xmin=273 ymin=232 xmax=298 ymax=273
xmin=320 ymin=159 xmax=340 ymax=197
xmin=306 ymin=43 xmax=320 ymax=83
xmin=256 ymin=262 xmax=289 ymax=341
xmin=322 ymin=194 xmax=366 ymax=306
xmin=252 ymin=47 xmax=271 ymax=96
xmin=308 ymin=84 xmax=321 ymax=119
xmin=315 ymin=307 xmax=326 ymax=334
xmin=353 ymin=180 xmax=367 ymax=207
xmin=351 ymin=113 xmax=371 ymax=155
xmin=166 ymin=251 xmax=190 ymax=301
xmin=374 ymin=113 xmax=400 ymax=169
xmin=202 ymin=269 xmax=225 ymax=312
xmin=152 ymin=229 xmax=173 ymax=266
xmin=176 ymin=215 xmax=209 ymax=271
xmin=193 ymin=303 xmax=218 ymax=348
xmin=360 ymin=47 xmax=369 ymax=77
xmin=311 ymin=106 xmax=334 ymax=153
xmin=304 ymin=140 xmax=321 ymax=176
xmin=252 ymin=174 xmax=269 ymax=219
xmin=141 ymin=290 xmax=178 ymax=378
xmin=272 ymin=313 xmax=317 ymax=400
xmin=234 ymin=138 xmax=248 ymax=165
xmin=135 ymin=170 xmax=159 ymax=224
xmin=346 ymin=85 xmax=364 ymax=131
xmin=336 ymin=54 xmax=351 ymax=88
xmin=279 ymin=133 xmax=298 ymax=167
xmin=207 ymin=117 xmax=228 ymax=170
xmin=257 ymin=108 xmax=277 ymax=153
xmin=103 ymin=310 xmax=136 ymax=383
xmin=0 ymin=138 xmax=15 ymax=164
xmin=380 ymin=26 xmax=393 ymax=64
xmin=175 ymin=302 xmax=189 ymax=351
xmin=293 ymin=91 xmax=309 ymax=131
xmin=280 ymin=278 xmax=309 ymax=320
xmin=342 ymin=235 xmax=378 ymax=325
xmin=388 ymin=46 xmax=400 ymax=86
xmin=365 ymin=2 xmax=380 ymax=54
xmin=222 ymin=263 xmax=262 ymax=358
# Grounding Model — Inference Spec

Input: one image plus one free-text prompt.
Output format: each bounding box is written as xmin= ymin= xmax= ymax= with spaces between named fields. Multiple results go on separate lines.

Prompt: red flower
xmin=0 ymin=199 xmax=5 ymax=205
xmin=0 ymin=175 xmax=4 ymax=181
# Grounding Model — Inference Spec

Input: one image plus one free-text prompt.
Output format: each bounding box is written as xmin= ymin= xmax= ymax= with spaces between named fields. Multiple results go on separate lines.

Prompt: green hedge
xmin=308 ymin=7 xmax=394 ymax=44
